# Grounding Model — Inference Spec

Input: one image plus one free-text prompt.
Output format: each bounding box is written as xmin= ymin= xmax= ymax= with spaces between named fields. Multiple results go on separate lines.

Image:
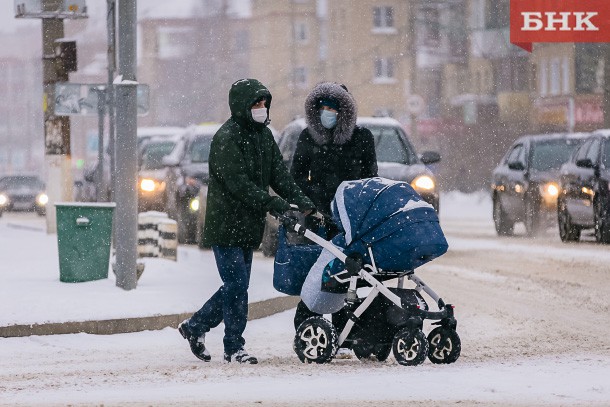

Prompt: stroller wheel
xmin=392 ymin=328 xmax=428 ymax=366
xmin=293 ymin=317 xmax=338 ymax=364
xmin=427 ymin=327 xmax=461 ymax=364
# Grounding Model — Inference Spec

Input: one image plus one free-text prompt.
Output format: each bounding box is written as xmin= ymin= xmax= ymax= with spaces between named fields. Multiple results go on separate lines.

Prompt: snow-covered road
xmin=2 ymin=191 xmax=609 ymax=406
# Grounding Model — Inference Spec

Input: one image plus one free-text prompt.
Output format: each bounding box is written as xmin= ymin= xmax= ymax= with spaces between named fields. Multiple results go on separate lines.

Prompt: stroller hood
xmin=331 ymin=177 xmax=448 ymax=271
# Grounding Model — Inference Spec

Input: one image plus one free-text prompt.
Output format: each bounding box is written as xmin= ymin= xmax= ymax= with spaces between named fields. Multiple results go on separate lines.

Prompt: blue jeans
xmin=186 ymin=246 xmax=253 ymax=354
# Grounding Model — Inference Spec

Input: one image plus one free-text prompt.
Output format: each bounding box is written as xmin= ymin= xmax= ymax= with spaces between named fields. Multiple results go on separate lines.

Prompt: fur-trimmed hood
xmin=304 ymin=82 xmax=357 ymax=145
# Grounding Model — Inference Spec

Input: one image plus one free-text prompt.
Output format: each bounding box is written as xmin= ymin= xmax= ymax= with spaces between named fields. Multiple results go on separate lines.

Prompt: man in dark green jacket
xmin=178 ymin=78 xmax=315 ymax=364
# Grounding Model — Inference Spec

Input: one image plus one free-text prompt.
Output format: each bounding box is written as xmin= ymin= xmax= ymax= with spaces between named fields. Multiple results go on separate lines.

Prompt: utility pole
xmin=408 ymin=0 xmax=419 ymax=143
xmin=16 ymin=1 xmax=87 ymax=233
xmin=107 ymin=0 xmax=116 ymax=201
xmin=114 ymin=0 xmax=139 ymax=290
xmin=92 ymin=86 xmax=106 ymax=201
xmin=42 ymin=10 xmax=71 ymax=233
xmin=604 ymin=43 xmax=610 ymax=128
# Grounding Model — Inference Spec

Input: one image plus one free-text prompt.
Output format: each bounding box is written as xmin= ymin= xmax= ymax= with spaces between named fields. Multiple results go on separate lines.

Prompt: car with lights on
xmin=557 ymin=130 xmax=610 ymax=243
xmin=260 ymin=116 xmax=441 ymax=256
xmin=0 ymin=175 xmax=48 ymax=216
xmin=162 ymin=123 xmax=221 ymax=244
xmin=491 ymin=132 xmax=589 ymax=237
xmin=137 ymin=133 xmax=184 ymax=212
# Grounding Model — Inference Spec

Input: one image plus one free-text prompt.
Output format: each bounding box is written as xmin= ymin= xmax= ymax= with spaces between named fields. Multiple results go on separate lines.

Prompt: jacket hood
xmin=228 ymin=78 xmax=272 ymax=129
xmin=305 ymin=82 xmax=357 ymax=145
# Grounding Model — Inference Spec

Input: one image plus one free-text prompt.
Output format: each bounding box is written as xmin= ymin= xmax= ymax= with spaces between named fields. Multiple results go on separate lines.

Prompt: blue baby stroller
xmin=273 ymin=177 xmax=460 ymax=366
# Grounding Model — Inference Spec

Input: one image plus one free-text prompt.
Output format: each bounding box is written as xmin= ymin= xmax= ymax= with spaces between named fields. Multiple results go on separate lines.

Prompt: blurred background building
xmin=0 ymin=0 xmax=607 ymax=191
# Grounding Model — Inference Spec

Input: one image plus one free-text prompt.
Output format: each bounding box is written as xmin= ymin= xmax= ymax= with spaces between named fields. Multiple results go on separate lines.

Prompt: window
xmin=140 ymin=141 xmax=176 ymax=170
xmin=420 ymin=6 xmax=440 ymax=46
xmin=539 ymin=59 xmax=548 ymax=96
xmin=189 ymin=136 xmax=213 ymax=163
xmin=550 ymin=58 xmax=561 ymax=96
xmin=294 ymin=67 xmax=307 ymax=87
xmin=373 ymin=6 xmax=394 ymax=29
xmin=602 ymin=140 xmax=610 ymax=168
xmin=531 ymin=139 xmax=585 ymax=171
xmin=235 ymin=30 xmax=248 ymax=52
xmin=574 ymin=139 xmax=592 ymax=163
xmin=374 ymin=57 xmax=395 ymax=81
xmin=294 ymin=22 xmax=308 ymax=43
xmin=562 ymin=56 xmax=570 ymax=95
xmin=486 ymin=0 xmax=510 ymax=29
xmin=367 ymin=126 xmax=417 ymax=165
xmin=585 ymin=138 xmax=601 ymax=165
xmin=157 ymin=26 xmax=194 ymax=60
xmin=505 ymin=144 xmax=524 ymax=166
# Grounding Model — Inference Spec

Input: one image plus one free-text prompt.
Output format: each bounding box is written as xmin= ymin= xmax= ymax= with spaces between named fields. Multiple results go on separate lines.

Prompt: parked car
xmin=491 ymin=133 xmax=589 ymax=237
xmin=260 ymin=116 xmax=441 ymax=256
xmin=557 ymin=130 xmax=610 ymax=243
xmin=137 ymin=133 xmax=184 ymax=212
xmin=0 ymin=174 xmax=48 ymax=216
xmin=162 ymin=123 xmax=221 ymax=244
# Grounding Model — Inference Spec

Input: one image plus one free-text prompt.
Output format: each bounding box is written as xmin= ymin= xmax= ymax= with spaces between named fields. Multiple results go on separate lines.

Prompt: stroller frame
xmin=276 ymin=212 xmax=460 ymax=366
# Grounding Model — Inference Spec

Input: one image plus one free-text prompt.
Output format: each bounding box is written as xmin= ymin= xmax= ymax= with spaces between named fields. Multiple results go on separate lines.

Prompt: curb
xmin=0 ymin=296 xmax=300 ymax=338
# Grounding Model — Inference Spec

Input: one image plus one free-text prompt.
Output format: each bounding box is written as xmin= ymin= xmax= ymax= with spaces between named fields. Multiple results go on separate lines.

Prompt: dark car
xmin=162 ymin=123 xmax=221 ymax=244
xmin=557 ymin=130 xmax=610 ymax=243
xmin=76 ymin=126 xmax=184 ymax=203
xmin=260 ymin=116 xmax=441 ymax=256
xmin=0 ymin=175 xmax=48 ymax=216
xmin=137 ymin=133 xmax=184 ymax=212
xmin=491 ymin=133 xmax=589 ymax=237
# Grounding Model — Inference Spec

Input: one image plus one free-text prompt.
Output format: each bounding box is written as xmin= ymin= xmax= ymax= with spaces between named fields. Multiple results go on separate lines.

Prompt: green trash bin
xmin=55 ymin=202 xmax=116 ymax=283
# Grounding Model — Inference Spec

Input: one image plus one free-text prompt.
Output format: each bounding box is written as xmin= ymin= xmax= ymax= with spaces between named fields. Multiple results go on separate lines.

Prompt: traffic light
xmin=55 ymin=40 xmax=77 ymax=72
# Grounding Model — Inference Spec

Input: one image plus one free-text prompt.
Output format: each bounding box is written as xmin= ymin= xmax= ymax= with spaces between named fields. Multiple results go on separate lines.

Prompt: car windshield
xmin=366 ymin=125 xmax=416 ymax=164
xmin=140 ymin=141 xmax=176 ymax=170
xmin=0 ymin=176 xmax=44 ymax=190
xmin=530 ymin=138 xmax=584 ymax=171
xmin=189 ymin=135 xmax=213 ymax=163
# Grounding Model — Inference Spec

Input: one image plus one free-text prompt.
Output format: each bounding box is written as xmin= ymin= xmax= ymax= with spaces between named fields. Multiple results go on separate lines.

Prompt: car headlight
xmin=411 ymin=175 xmax=435 ymax=191
xmin=36 ymin=193 xmax=49 ymax=206
xmin=140 ymin=178 xmax=165 ymax=193
xmin=0 ymin=193 xmax=8 ymax=206
xmin=539 ymin=182 xmax=559 ymax=198
xmin=190 ymin=197 xmax=200 ymax=212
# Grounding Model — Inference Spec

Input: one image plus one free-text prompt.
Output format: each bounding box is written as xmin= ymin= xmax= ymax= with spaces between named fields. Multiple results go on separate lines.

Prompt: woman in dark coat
xmin=291 ymin=82 xmax=378 ymax=215
xmin=291 ymin=82 xmax=378 ymax=356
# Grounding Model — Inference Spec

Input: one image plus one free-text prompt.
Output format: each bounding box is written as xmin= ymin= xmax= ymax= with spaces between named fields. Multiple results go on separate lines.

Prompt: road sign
xmin=54 ymin=83 xmax=149 ymax=116
xmin=407 ymin=95 xmax=425 ymax=116
xmin=14 ymin=0 xmax=88 ymax=19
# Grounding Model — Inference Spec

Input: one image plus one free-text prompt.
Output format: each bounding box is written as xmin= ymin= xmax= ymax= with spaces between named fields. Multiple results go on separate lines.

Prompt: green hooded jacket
xmin=202 ymin=79 xmax=315 ymax=248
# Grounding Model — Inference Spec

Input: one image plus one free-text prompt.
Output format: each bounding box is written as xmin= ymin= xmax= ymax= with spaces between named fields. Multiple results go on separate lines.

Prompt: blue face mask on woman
xmin=320 ymin=109 xmax=338 ymax=129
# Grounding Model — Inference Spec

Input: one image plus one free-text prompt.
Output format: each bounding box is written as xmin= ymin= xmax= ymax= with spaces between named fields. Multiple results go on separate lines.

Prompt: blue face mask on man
xmin=320 ymin=109 xmax=338 ymax=129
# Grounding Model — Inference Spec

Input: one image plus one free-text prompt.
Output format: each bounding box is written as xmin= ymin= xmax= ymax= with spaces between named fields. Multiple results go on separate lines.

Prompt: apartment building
xmin=530 ymin=43 xmax=604 ymax=133
xmin=248 ymin=0 xmax=412 ymax=130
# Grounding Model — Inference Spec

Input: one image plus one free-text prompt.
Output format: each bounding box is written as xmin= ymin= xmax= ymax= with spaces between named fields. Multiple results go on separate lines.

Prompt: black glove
xmin=266 ymin=196 xmax=291 ymax=213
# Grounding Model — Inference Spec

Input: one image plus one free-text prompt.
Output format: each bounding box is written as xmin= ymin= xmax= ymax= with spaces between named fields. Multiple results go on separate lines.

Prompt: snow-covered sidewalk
xmin=0 ymin=213 xmax=281 ymax=327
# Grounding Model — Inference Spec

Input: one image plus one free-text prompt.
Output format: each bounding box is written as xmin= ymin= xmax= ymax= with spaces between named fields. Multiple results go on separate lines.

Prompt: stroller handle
xmin=269 ymin=210 xmax=348 ymax=264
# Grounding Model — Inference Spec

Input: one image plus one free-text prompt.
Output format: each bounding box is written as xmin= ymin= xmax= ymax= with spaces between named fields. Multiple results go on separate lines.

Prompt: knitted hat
xmin=319 ymin=98 xmax=339 ymax=110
